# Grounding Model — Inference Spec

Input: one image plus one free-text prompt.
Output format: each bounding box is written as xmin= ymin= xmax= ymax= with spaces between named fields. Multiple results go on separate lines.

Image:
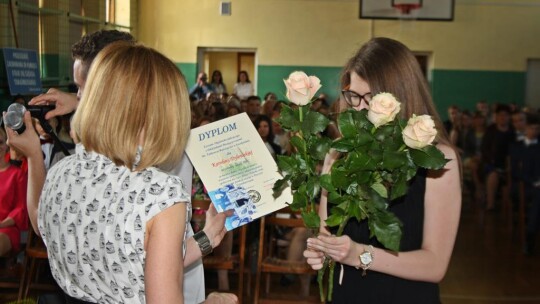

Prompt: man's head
xmin=494 ymin=104 xmax=511 ymax=128
xmin=71 ymin=30 xmax=135 ymax=100
xmin=196 ymin=72 xmax=208 ymax=85
xmin=246 ymin=95 xmax=261 ymax=117
xmin=511 ymin=111 xmax=526 ymax=133
xmin=525 ymin=114 xmax=540 ymax=141
xmin=447 ymin=105 xmax=460 ymax=123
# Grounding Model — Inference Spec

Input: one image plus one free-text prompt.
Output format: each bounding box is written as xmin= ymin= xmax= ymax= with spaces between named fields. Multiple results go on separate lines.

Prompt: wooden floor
xmin=1 ymin=200 xmax=540 ymax=303
xmin=439 ymin=202 xmax=540 ymax=304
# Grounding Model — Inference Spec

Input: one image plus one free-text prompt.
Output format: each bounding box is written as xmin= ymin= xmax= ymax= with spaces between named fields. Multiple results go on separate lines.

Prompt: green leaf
xmin=291 ymin=173 xmax=307 ymax=189
xmin=320 ymin=174 xmax=336 ymax=193
xmin=302 ymin=211 xmax=321 ymax=229
xmin=354 ymin=171 xmax=372 ymax=185
xmin=337 ymin=111 xmax=357 ymax=138
xmin=272 ymin=177 xmax=290 ymax=198
xmin=346 ymin=182 xmax=359 ymax=196
xmin=276 ymin=155 xmax=297 ymax=175
xmin=292 ymin=153 xmax=308 ymax=171
xmin=290 ymin=191 xmax=308 ymax=210
xmin=325 ymin=213 xmax=344 ymax=227
xmin=290 ymin=135 xmax=306 ymax=155
xmin=332 ymin=137 xmax=357 ymax=153
xmin=356 ymin=132 xmax=375 ymax=146
xmin=276 ymin=105 xmax=300 ymax=132
xmin=330 ymin=205 xmax=346 ymax=216
xmin=390 ymin=174 xmax=408 ymax=200
xmin=374 ymin=123 xmax=396 ymax=141
xmin=371 ymin=182 xmax=388 ymax=199
xmin=348 ymin=151 xmax=377 ymax=171
xmin=382 ymin=150 xmax=408 ymax=170
xmin=409 ymin=145 xmax=449 ymax=170
xmin=330 ymin=167 xmax=349 ymax=189
xmin=306 ymin=177 xmax=321 ymax=201
xmin=370 ymin=213 xmax=402 ymax=252
xmin=327 ymin=191 xmax=344 ymax=204
xmin=308 ymin=137 xmax=332 ymax=161
xmin=302 ymin=110 xmax=330 ymax=135
xmin=350 ymin=201 xmax=367 ymax=222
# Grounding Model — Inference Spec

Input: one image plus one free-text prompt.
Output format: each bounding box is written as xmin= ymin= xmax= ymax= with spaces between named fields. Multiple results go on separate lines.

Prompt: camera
xmin=3 ymin=104 xmax=56 ymax=134
xmin=27 ymin=105 xmax=56 ymax=121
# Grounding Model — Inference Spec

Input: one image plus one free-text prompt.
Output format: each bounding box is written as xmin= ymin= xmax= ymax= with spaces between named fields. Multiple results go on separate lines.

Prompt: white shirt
xmin=233 ymin=82 xmax=254 ymax=100
xmin=38 ymin=144 xmax=191 ymax=303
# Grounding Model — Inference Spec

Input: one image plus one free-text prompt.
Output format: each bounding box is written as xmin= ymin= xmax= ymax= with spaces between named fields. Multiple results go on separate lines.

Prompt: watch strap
xmin=355 ymin=244 xmax=374 ymax=276
xmin=194 ymin=230 xmax=213 ymax=257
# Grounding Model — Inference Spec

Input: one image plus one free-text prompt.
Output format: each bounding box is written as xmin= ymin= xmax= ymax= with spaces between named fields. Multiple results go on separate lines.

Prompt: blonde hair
xmin=72 ymin=42 xmax=191 ymax=171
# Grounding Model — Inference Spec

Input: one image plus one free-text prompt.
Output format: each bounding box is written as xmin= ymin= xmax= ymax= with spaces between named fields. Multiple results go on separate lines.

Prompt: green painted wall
xmin=176 ymin=63 xmax=197 ymax=89
xmin=431 ymin=69 xmax=526 ymax=116
xmin=258 ymin=65 xmax=342 ymax=103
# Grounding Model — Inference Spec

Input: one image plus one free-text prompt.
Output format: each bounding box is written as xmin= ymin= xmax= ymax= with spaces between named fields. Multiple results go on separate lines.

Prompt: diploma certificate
xmin=185 ymin=113 xmax=292 ymax=230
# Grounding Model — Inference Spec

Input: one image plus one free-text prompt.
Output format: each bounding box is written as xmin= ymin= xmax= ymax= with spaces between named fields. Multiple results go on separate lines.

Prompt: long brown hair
xmin=341 ymin=37 xmax=450 ymax=145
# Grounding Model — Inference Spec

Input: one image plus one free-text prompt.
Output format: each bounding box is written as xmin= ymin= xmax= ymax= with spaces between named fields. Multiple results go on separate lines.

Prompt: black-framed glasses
xmin=341 ymin=90 xmax=372 ymax=107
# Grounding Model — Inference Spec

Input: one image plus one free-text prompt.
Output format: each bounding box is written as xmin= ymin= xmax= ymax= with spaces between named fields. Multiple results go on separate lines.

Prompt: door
xmin=525 ymin=59 xmax=540 ymax=110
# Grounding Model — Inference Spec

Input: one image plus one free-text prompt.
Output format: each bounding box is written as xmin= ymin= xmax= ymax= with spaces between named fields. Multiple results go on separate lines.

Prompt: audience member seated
xmin=254 ymin=115 xmax=282 ymax=159
xmin=520 ymin=115 xmax=540 ymax=255
xmin=512 ymin=111 xmax=527 ymax=143
xmin=481 ymin=104 xmax=515 ymax=211
xmin=246 ymin=95 xmax=262 ymax=123
xmin=210 ymin=70 xmax=227 ymax=95
xmin=232 ymin=71 xmax=254 ymax=100
xmin=444 ymin=105 xmax=460 ymax=135
xmin=190 ymin=72 xmax=214 ymax=101
xmin=0 ymin=128 xmax=28 ymax=257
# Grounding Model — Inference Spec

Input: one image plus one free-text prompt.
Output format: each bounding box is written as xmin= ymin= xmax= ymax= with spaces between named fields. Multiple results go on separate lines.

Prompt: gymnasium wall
xmin=138 ymin=0 xmax=540 ymax=119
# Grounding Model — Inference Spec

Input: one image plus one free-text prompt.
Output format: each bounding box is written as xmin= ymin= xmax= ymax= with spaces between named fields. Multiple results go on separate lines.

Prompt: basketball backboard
xmin=360 ymin=0 xmax=455 ymax=21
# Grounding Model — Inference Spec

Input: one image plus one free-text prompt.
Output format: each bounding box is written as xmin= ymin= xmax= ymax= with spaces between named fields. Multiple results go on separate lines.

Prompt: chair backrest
xmin=191 ymin=199 xmax=211 ymax=233
xmin=264 ymin=206 xmax=305 ymax=228
xmin=254 ymin=207 xmax=316 ymax=303
xmin=193 ymin=199 xmax=247 ymax=303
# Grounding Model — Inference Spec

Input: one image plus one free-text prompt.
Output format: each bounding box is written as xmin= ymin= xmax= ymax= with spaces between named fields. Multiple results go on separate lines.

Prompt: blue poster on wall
xmin=2 ymin=48 xmax=42 ymax=95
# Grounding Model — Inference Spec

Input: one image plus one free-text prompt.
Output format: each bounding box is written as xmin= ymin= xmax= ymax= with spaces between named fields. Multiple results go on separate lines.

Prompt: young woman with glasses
xmin=304 ymin=37 xmax=461 ymax=303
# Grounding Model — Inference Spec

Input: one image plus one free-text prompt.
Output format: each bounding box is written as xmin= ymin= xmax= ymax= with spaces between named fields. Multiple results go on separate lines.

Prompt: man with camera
xmin=189 ymin=72 xmax=214 ymax=101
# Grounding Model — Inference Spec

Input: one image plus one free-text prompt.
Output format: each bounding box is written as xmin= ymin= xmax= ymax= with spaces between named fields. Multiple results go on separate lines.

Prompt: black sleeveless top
xmin=329 ymin=169 xmax=440 ymax=304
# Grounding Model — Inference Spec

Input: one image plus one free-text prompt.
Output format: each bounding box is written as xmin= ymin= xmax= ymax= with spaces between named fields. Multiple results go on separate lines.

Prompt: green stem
xmin=299 ymin=106 xmax=316 ymax=216
xmin=327 ymin=213 xmax=350 ymax=302
xmin=317 ymin=258 xmax=329 ymax=302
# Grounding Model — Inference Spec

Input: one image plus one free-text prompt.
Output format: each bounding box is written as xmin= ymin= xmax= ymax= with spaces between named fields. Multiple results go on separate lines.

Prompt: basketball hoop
xmin=392 ymin=3 xmax=422 ymax=15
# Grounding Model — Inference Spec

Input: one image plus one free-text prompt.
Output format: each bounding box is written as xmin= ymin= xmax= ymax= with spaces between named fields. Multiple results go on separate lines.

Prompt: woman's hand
xmin=202 ymin=204 xmax=234 ymax=249
xmin=205 ymin=292 xmax=238 ymax=304
xmin=303 ymin=245 xmax=325 ymax=270
xmin=3 ymin=111 xmax=42 ymax=159
xmin=307 ymin=234 xmax=358 ymax=266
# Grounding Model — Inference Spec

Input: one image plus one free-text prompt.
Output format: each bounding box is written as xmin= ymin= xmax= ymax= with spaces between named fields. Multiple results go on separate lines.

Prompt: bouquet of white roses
xmin=273 ymin=71 xmax=447 ymax=302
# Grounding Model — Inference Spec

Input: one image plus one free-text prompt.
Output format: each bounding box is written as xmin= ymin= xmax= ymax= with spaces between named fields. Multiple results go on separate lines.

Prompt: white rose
xmin=283 ymin=71 xmax=322 ymax=106
xmin=402 ymin=114 xmax=438 ymax=149
xmin=367 ymin=92 xmax=401 ymax=128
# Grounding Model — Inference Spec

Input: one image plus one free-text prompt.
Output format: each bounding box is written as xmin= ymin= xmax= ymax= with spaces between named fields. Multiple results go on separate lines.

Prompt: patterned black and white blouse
xmin=38 ymin=144 xmax=191 ymax=303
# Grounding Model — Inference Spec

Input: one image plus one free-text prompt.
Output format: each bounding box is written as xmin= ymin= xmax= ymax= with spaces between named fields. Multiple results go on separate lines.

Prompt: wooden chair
xmin=254 ymin=207 xmax=318 ymax=304
xmin=192 ymin=199 xmax=247 ymax=304
xmin=518 ymin=182 xmax=527 ymax=250
xmin=18 ymin=229 xmax=58 ymax=300
xmin=0 ymin=248 xmax=23 ymax=289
